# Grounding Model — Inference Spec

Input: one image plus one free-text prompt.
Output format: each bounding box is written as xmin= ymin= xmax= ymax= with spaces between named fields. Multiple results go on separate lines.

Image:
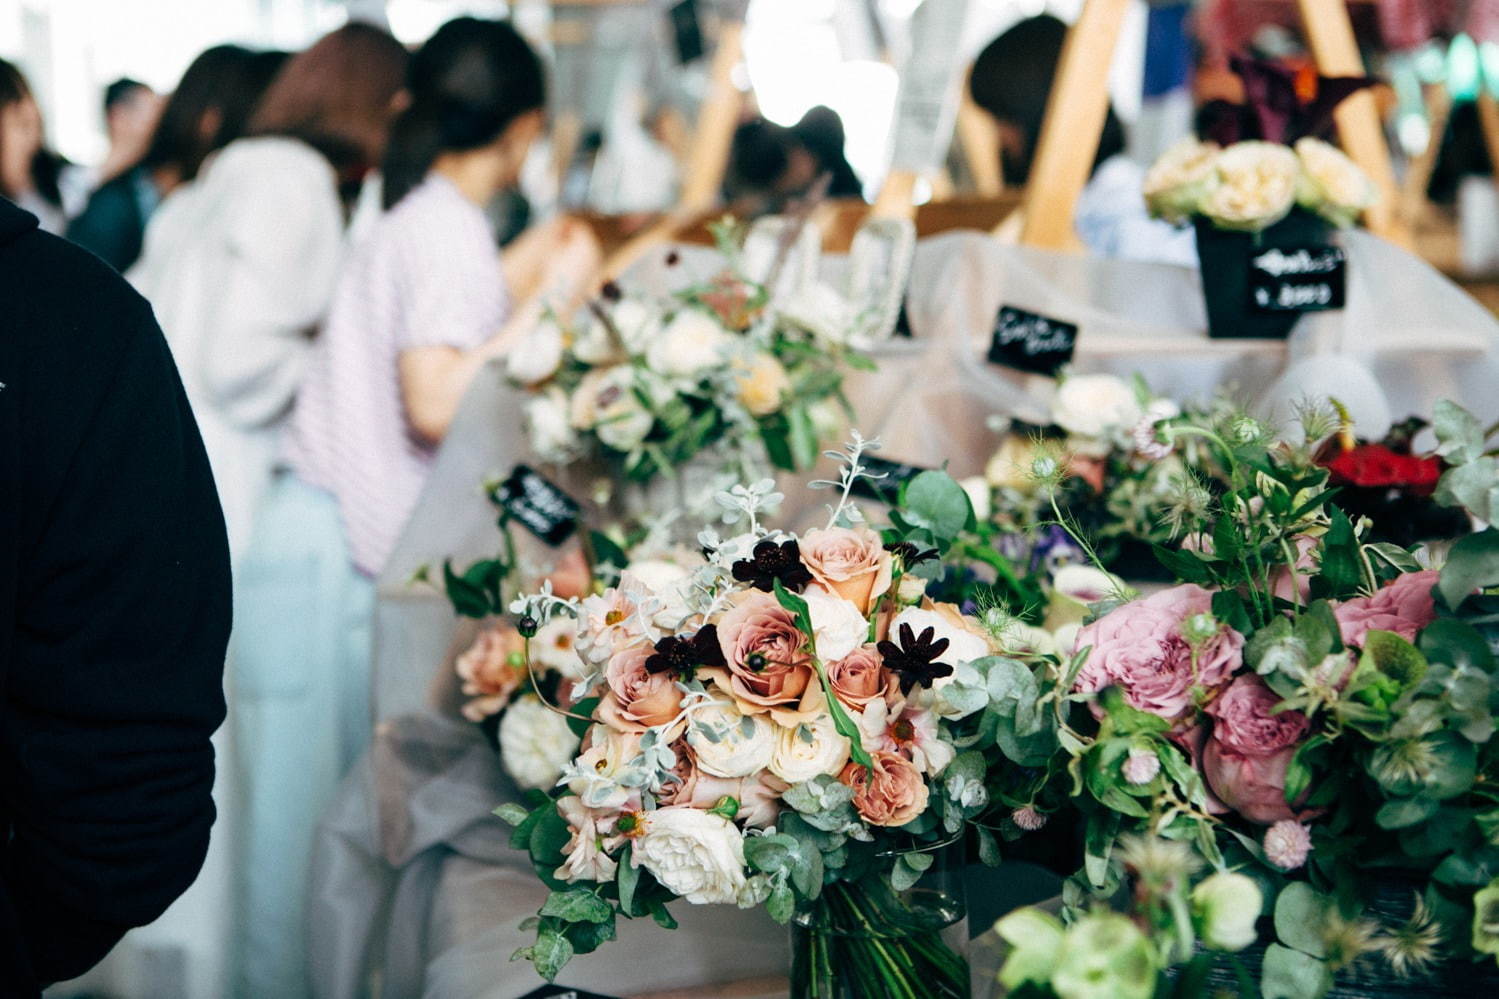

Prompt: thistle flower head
xmin=1122 ymin=748 xmax=1161 ymax=786
xmin=1263 ymin=819 xmax=1312 ymax=871
xmin=1117 ymin=833 xmax=1201 ymax=891
xmin=1161 ymin=474 xmax=1214 ymax=537
xmin=1369 ymin=738 xmax=1439 ymax=795
xmin=1321 ymin=910 xmax=1382 ymax=972
xmin=1011 ymin=806 xmax=1048 ymax=832
xmin=1294 ymin=397 xmax=1340 ymax=445
xmin=1376 ymin=893 xmax=1444 ymax=979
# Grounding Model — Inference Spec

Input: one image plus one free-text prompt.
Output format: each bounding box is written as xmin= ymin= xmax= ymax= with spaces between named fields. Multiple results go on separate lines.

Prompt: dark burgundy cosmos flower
xmin=878 ymin=623 xmax=955 ymax=695
xmin=732 ymin=539 xmax=813 ymax=593
xmin=645 ymin=625 xmax=726 ymax=676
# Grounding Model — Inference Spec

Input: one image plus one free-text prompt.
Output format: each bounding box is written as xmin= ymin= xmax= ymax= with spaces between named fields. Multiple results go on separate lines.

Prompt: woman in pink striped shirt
xmin=231 ymin=19 xmax=597 ymax=996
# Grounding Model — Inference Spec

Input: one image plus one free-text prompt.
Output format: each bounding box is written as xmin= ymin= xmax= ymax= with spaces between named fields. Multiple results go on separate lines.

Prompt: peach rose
xmin=597 ymin=644 xmax=684 ymax=732
xmin=689 ymin=770 xmax=788 ymax=828
xmin=799 ymin=526 xmax=893 ymax=614
xmin=839 ymin=750 xmax=930 ymax=827
xmin=827 ymin=643 xmax=898 ymax=709
xmin=456 ymin=625 xmax=527 ymax=722
xmin=715 ymin=591 xmax=814 ymax=714
xmin=734 ymin=352 xmax=791 ymax=416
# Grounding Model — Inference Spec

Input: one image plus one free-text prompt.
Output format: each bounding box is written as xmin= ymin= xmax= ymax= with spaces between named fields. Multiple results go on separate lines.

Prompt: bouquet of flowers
xmin=495 ymin=438 xmax=1046 ymax=997
xmin=971 ymin=373 xmax=1217 ymax=582
xmin=990 ymin=400 xmax=1499 ymax=997
xmin=508 ymin=223 xmax=869 ymax=487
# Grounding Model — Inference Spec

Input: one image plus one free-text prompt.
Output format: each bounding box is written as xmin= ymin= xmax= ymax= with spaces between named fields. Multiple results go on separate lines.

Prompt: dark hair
xmin=382 ymin=17 xmax=545 ymax=209
xmin=0 ymin=57 xmax=65 ymax=207
xmin=104 ymin=77 xmax=151 ymax=116
xmin=727 ymin=118 xmax=794 ymax=195
xmin=141 ymin=45 xmax=288 ymax=184
xmin=790 ymin=105 xmax=862 ymax=198
xmin=969 ymin=15 xmax=1125 ymax=185
xmin=249 ymin=21 xmax=409 ymax=175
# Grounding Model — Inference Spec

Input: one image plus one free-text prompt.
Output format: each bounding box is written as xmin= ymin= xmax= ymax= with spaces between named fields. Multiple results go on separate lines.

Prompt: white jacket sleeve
xmin=197 ymin=147 xmax=346 ymax=430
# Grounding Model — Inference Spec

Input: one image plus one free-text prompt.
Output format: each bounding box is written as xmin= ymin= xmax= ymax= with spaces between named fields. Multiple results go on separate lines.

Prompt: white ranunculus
xmin=566 ymin=729 xmax=641 ymax=809
xmin=646 ymin=309 xmax=731 ymax=378
xmin=960 ymin=476 xmax=992 ymax=521
xmin=499 ymin=696 xmax=582 ymax=790
xmin=1202 ymin=141 xmax=1299 ymax=232
xmin=633 ymin=806 xmax=748 ymax=904
xmin=1190 ymin=871 xmax=1263 ymax=951
xmin=507 ymin=318 xmax=566 ymax=386
xmin=571 ymin=366 xmax=654 ymax=451
xmin=997 ymin=621 xmax=1057 ymax=658
xmin=626 ymin=558 xmax=695 ymax=630
xmin=530 ymin=615 xmax=588 ymax=679
xmin=1143 ymin=138 xmax=1221 ymax=224
xmin=768 ymin=713 xmax=851 ymax=784
xmin=1294 ymin=137 xmax=1375 ymax=227
xmin=525 ymin=387 xmax=580 ymax=463
xmin=572 ymin=318 xmax=625 ymax=365
xmin=803 ymin=584 xmax=871 ymax=664
xmin=807 ymin=397 xmax=847 ymax=443
xmin=1051 ymin=374 xmax=1142 ymax=438
xmin=612 ymin=299 xmax=663 ymax=354
xmin=687 ymin=698 xmax=775 ymax=778
xmin=780 ymin=281 xmax=859 ymax=346
xmin=889 ymin=607 xmax=991 ymax=669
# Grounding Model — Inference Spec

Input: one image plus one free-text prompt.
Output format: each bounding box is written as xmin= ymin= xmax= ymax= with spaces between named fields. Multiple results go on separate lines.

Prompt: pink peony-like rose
xmin=1334 ymin=570 xmax=1439 ymax=648
xmin=1206 ymin=674 xmax=1309 ymax=757
xmin=456 ymin=625 xmax=527 ymax=721
xmin=654 ymin=738 xmax=702 ymax=808
xmin=798 ymin=526 xmax=893 ymax=614
xmin=839 ymin=750 xmax=930 ymax=827
xmin=827 ymin=644 xmax=898 ymax=709
xmin=689 ymin=769 xmax=789 ymax=828
xmin=1202 ymin=741 xmax=1299 ymax=824
xmin=1271 ymin=535 xmax=1318 ymax=603
xmin=1073 ymin=584 xmax=1244 ymax=720
xmin=597 ymin=644 xmax=684 ymax=732
xmin=1170 ymin=724 xmax=1230 ymax=815
xmin=716 ymin=591 xmax=814 ymax=714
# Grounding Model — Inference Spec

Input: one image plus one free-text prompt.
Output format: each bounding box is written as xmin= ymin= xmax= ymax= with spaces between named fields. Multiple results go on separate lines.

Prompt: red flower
xmin=1324 ymin=444 xmax=1443 ymax=496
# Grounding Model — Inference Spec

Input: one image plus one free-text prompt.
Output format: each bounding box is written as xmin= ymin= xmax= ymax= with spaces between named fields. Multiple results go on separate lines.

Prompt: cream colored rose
xmin=687 ymin=697 xmax=776 ymax=778
xmin=525 ymin=386 xmax=580 ymax=463
xmin=567 ymin=728 xmax=641 ymax=810
xmin=498 ymin=696 xmax=582 ymax=790
xmin=569 ymin=366 xmax=654 ymax=451
xmin=625 ymin=558 xmax=695 ymax=630
xmin=1051 ymin=374 xmax=1141 ymax=439
xmin=633 ymin=806 xmax=748 ymax=904
xmin=799 ymin=526 xmax=893 ymax=614
xmin=507 ymin=317 xmax=566 ymax=386
xmin=1294 ymin=137 xmax=1375 ymax=227
xmin=781 ymin=281 xmax=859 ymax=347
xmin=1143 ymin=138 xmax=1221 ymax=224
xmin=1202 ymin=141 xmax=1299 ymax=232
xmin=807 ymin=397 xmax=847 ymax=442
xmin=769 ymin=713 xmax=852 ymax=784
xmin=734 ymin=353 xmax=791 ymax=416
xmin=646 ymin=309 xmax=731 ymax=378
xmin=803 ymin=584 xmax=871 ymax=664
xmin=960 ymin=476 xmax=991 ymax=521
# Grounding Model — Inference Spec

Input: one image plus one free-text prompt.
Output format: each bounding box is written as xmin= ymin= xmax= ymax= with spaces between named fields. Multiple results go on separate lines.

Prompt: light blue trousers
xmin=228 ymin=474 xmax=374 ymax=999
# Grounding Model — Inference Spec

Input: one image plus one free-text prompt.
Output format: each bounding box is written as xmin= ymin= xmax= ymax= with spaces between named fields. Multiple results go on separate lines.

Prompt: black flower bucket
xmin=1193 ymin=209 xmax=1336 ymax=340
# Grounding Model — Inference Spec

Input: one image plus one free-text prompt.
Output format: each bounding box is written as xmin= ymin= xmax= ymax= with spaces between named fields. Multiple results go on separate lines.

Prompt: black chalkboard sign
xmin=987 ymin=305 xmax=1078 ymax=376
xmin=1248 ymin=244 xmax=1346 ymax=313
xmin=494 ymin=466 xmax=580 ymax=546
xmin=670 ymin=0 xmax=704 ymax=64
xmin=518 ymin=987 xmax=621 ymax=999
xmin=850 ymin=456 xmax=933 ymax=504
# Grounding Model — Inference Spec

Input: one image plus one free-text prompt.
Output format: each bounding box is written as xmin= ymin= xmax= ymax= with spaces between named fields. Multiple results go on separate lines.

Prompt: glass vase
xmin=789 ymin=840 xmax=970 ymax=999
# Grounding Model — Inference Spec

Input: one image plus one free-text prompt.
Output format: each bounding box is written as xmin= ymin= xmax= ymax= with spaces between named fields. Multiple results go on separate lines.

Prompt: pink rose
xmin=716 ymin=591 xmax=814 ymax=714
xmin=839 ymin=751 xmax=930 ymax=827
xmin=1271 ymin=535 xmax=1318 ymax=603
xmin=654 ymin=738 xmax=702 ymax=808
xmin=827 ymin=644 xmax=897 ymax=709
xmin=690 ymin=769 xmax=788 ymax=828
xmin=1073 ymin=584 xmax=1244 ymax=721
xmin=456 ymin=625 xmax=527 ymax=721
xmin=1334 ymin=570 xmax=1438 ymax=648
xmin=799 ymin=526 xmax=893 ymax=614
xmin=1206 ymin=674 xmax=1309 ymax=757
xmin=597 ymin=644 xmax=684 ymax=732
xmin=1202 ymin=741 xmax=1299 ymax=824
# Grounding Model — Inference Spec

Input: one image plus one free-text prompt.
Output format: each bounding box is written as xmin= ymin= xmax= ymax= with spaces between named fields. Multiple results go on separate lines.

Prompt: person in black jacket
xmin=0 ymin=195 xmax=230 ymax=995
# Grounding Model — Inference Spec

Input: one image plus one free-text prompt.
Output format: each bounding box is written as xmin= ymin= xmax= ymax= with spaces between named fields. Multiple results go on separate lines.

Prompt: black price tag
xmin=495 ymin=465 xmax=580 ymax=546
xmin=518 ymin=987 xmax=622 ymax=999
xmin=850 ymin=456 xmax=932 ymax=504
xmin=670 ymin=0 xmax=704 ymax=63
xmin=1249 ymin=245 xmax=1346 ymax=313
xmin=987 ymin=305 xmax=1078 ymax=376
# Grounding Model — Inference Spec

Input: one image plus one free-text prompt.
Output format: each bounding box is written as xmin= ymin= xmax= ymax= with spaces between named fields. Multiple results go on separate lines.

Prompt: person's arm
xmin=2 ymin=293 xmax=230 ymax=985
xmin=399 ymin=220 xmax=600 ymax=445
xmin=197 ymin=151 xmax=346 ymax=429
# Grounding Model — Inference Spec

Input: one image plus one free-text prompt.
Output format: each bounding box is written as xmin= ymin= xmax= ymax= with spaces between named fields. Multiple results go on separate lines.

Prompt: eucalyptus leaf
xmin=901 ymin=470 xmax=972 ymax=542
xmin=1273 ymin=883 xmax=1331 ymax=958
xmin=539 ymin=887 xmax=613 ymax=924
xmin=1435 ymin=457 xmax=1499 ymax=524
xmin=1438 ymin=529 xmax=1499 ymax=610
xmin=1259 ymin=944 xmax=1332 ymax=999
xmin=531 ymin=928 xmax=575 ymax=983
xmin=494 ymin=803 xmax=531 ymax=826
xmin=1375 ymin=796 xmax=1439 ymax=830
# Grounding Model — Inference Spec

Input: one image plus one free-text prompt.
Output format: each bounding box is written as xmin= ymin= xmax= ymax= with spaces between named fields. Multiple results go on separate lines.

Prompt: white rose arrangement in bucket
xmin=1143 ymin=56 xmax=1378 ymax=340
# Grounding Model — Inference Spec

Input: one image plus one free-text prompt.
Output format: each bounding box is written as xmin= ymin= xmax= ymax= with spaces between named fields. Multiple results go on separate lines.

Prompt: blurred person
xmin=970 ymin=15 xmax=1195 ymax=266
xmin=724 ymin=117 xmax=816 ymax=216
xmin=790 ymin=105 xmax=862 ymax=199
xmin=232 ymin=17 xmax=595 ymax=997
xmin=129 ymin=23 xmax=408 ymax=562
xmin=97 ymin=77 xmax=162 ymax=185
xmin=0 ymin=198 xmax=231 ymax=995
xmin=70 ymin=46 xmax=288 ymax=271
xmin=0 ymin=59 xmax=85 ymax=233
